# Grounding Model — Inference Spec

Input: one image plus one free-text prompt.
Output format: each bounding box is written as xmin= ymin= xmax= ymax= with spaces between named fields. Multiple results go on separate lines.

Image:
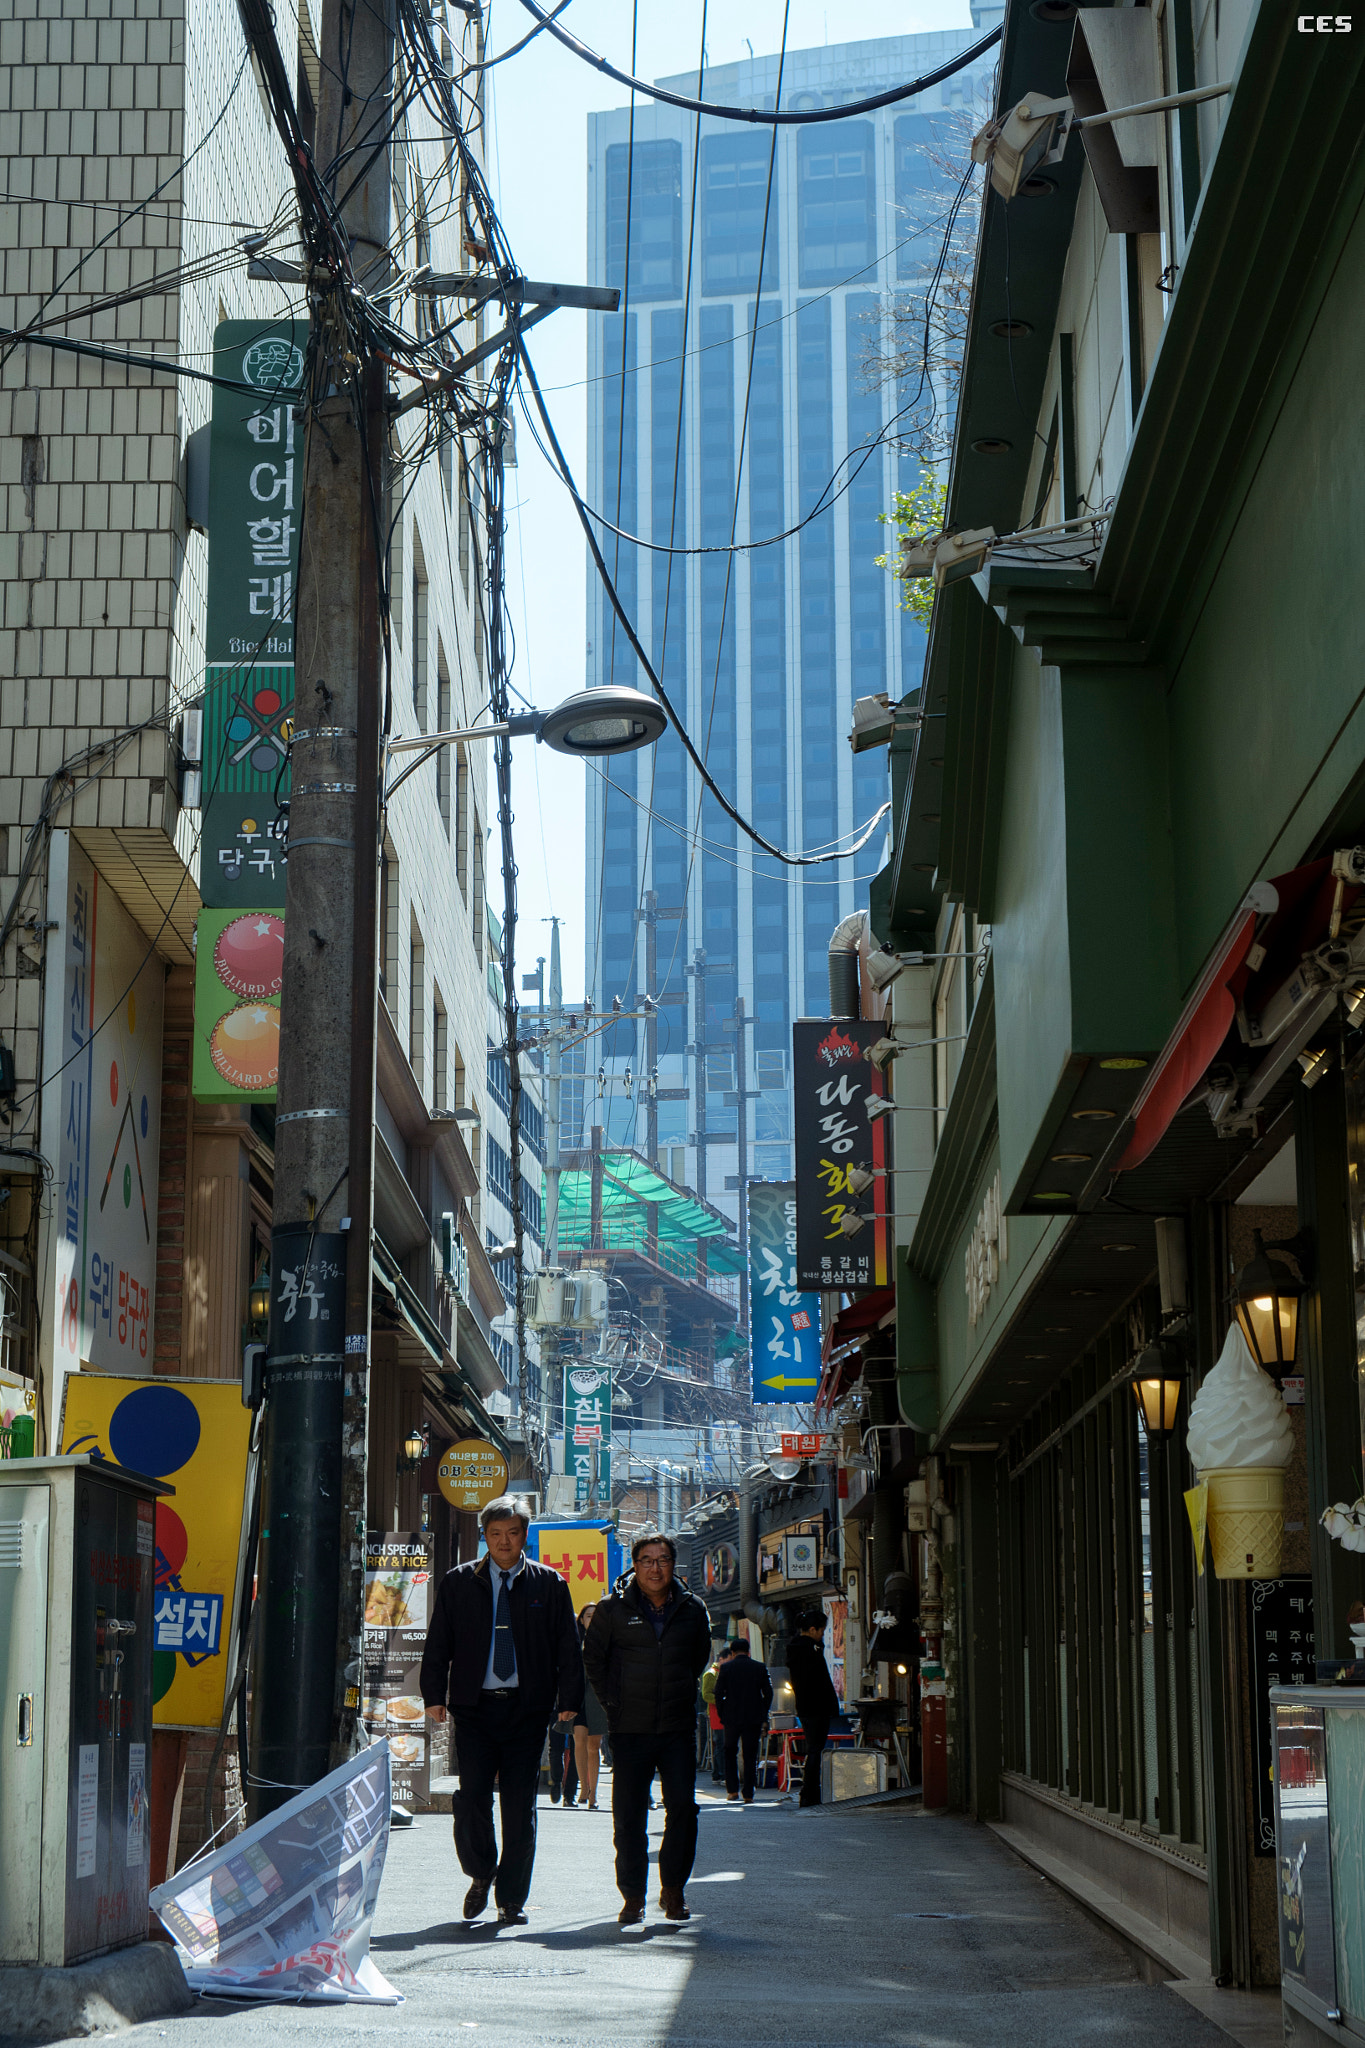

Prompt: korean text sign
xmin=792 ymin=1019 xmax=892 ymax=1291
xmin=564 ymin=1363 xmax=611 ymax=1507
xmin=747 ymin=1182 xmax=822 ymax=1403
xmin=50 ymin=841 xmax=164 ymax=1393
xmin=60 ymin=1373 xmax=252 ymax=1729
xmin=531 ymin=1523 xmax=616 ymax=1614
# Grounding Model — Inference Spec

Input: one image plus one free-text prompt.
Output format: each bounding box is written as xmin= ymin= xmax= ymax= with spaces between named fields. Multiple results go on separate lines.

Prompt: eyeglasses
xmin=637 ymin=1553 xmax=671 ymax=1568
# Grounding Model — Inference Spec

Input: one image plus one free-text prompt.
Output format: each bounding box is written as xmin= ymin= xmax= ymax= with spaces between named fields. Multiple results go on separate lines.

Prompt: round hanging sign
xmin=436 ymin=1437 xmax=510 ymax=1511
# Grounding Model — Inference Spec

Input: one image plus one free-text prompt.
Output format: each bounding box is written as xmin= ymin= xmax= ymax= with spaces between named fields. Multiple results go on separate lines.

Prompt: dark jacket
xmin=713 ymin=1650 xmax=773 ymax=1730
xmin=420 ymin=1556 xmax=584 ymax=1724
xmin=582 ymin=1573 xmax=712 ymax=1735
xmin=787 ymin=1634 xmax=839 ymax=1726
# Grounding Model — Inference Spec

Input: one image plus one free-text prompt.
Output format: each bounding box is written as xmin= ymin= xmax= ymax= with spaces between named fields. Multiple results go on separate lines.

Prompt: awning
xmin=821 ymin=1287 xmax=897 ymax=1364
xmin=1119 ymin=857 xmax=1363 ymax=1172
xmin=551 ymin=1148 xmax=744 ymax=1271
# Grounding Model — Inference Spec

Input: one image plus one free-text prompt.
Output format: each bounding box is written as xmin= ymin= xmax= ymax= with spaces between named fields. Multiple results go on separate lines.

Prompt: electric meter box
xmin=0 ymin=1455 xmax=167 ymax=1966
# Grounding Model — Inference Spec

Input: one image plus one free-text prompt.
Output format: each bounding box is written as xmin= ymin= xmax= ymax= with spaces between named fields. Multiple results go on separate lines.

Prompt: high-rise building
xmin=583 ymin=12 xmax=1001 ymax=1223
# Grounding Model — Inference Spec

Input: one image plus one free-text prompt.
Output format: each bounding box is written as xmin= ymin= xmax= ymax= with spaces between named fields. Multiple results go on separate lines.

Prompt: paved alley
xmin=73 ymin=1787 xmax=1250 ymax=2048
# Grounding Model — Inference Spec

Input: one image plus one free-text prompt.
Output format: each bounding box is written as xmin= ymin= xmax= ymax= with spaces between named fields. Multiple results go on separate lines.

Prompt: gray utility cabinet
xmin=0 ymin=1455 xmax=166 ymax=1965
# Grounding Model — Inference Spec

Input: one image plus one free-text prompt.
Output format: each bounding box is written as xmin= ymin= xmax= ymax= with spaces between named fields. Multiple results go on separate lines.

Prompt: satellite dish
xmin=766 ymin=1453 xmax=802 ymax=1480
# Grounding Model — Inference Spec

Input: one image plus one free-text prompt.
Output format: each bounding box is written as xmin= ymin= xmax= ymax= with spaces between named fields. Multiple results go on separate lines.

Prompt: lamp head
xmin=1232 ymin=1229 xmax=1304 ymax=1376
xmin=535 ymin=686 xmax=667 ymax=758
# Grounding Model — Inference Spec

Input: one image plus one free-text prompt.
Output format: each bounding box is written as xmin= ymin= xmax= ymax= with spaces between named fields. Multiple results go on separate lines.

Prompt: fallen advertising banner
xmin=150 ymin=1744 xmax=400 ymax=2005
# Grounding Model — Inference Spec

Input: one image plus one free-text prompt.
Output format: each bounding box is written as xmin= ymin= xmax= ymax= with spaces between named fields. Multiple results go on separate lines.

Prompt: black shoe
xmin=550 ymin=1788 xmax=561 ymax=1804
xmin=463 ymin=1880 xmax=491 ymax=1920
xmin=497 ymin=1906 xmax=528 ymax=1927
xmin=618 ymin=1895 xmax=646 ymax=1927
xmin=742 ymin=1793 xmax=754 ymax=1804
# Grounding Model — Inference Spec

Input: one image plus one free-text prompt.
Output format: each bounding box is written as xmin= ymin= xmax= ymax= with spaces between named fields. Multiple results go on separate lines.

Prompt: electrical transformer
xmin=0 ymin=1455 xmax=165 ymax=1965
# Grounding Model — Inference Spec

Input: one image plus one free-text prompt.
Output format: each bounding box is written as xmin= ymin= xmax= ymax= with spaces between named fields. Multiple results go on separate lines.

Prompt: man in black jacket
xmin=713 ymin=1637 xmax=773 ymax=1804
xmin=422 ymin=1495 xmax=582 ymax=1926
xmin=786 ymin=1608 xmax=840 ymax=1805
xmin=583 ymin=1533 xmax=712 ymax=1928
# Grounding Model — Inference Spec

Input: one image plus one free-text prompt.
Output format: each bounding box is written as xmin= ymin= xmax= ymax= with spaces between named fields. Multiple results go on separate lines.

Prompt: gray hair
xmin=480 ymin=1493 xmax=533 ymax=1534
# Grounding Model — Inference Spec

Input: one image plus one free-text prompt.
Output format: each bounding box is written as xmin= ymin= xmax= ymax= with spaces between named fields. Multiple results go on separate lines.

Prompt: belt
xmin=484 ymin=1687 xmax=515 ymax=1698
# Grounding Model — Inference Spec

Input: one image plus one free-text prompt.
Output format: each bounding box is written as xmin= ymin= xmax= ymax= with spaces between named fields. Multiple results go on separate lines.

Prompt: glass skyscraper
xmin=583 ymin=14 xmax=1001 ymax=1226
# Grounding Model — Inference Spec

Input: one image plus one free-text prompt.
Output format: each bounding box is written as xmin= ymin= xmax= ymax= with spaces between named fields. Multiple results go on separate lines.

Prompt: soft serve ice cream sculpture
xmin=1186 ymin=1323 xmax=1293 ymax=1578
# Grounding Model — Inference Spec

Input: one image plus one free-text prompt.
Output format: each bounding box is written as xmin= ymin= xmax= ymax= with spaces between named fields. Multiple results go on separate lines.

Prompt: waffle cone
xmin=1204 ymin=1466 xmax=1285 ymax=1579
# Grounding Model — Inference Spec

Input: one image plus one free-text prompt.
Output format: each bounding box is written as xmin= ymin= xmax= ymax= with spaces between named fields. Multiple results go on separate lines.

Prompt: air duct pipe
xmin=828 ymin=911 xmax=866 ymax=1019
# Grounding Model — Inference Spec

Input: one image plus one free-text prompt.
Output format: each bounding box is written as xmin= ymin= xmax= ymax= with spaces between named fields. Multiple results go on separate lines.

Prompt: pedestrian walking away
xmin=713 ymin=1637 xmax=772 ymax=1804
xmin=583 ymin=1532 xmax=712 ymax=1928
xmin=571 ymin=1599 xmax=609 ymax=1808
xmin=700 ymin=1648 xmax=725 ymax=1781
xmin=421 ymin=1494 xmax=583 ymax=1927
xmin=786 ymin=1608 xmax=840 ymax=1806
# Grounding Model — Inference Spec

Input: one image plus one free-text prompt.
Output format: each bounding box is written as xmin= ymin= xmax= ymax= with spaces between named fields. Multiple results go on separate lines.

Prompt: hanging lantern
xmin=247 ymin=1274 xmax=271 ymax=1326
xmin=1131 ymin=1340 xmax=1183 ymax=1439
xmin=1233 ymin=1229 xmax=1304 ymax=1376
xmin=398 ymin=1424 xmax=426 ymax=1473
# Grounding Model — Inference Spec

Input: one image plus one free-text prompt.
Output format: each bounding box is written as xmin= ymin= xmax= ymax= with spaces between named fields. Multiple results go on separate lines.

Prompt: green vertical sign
xmin=194 ymin=322 xmax=305 ymax=1100
xmin=565 ymin=1362 xmax=612 ymax=1507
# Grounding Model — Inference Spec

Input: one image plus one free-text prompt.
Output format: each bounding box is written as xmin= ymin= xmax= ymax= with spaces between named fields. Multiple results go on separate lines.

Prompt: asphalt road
xmin=92 ymin=1782 xmax=1234 ymax=2048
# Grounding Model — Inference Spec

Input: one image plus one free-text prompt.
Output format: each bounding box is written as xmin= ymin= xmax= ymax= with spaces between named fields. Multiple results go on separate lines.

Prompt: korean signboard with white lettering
xmin=747 ymin=1182 xmax=822 ymax=1404
xmin=267 ymin=1228 xmax=347 ymax=1379
xmin=791 ymin=1019 xmax=893 ymax=1291
xmin=564 ymin=1364 xmax=611 ymax=1507
xmin=60 ymin=1373 xmax=253 ymax=1729
xmin=193 ymin=321 xmax=305 ymax=1101
xmin=48 ymin=838 xmax=164 ymax=1407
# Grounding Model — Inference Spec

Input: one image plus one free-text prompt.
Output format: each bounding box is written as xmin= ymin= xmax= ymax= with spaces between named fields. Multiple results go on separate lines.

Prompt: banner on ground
xmin=151 ymin=1743 xmax=400 ymax=2005
xmin=747 ymin=1182 xmax=822 ymax=1403
xmin=791 ymin=1018 xmax=893 ymax=1291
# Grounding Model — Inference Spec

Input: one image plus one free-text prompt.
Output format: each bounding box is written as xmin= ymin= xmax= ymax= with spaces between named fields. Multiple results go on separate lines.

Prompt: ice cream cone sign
xmin=1185 ymin=1324 xmax=1292 ymax=1580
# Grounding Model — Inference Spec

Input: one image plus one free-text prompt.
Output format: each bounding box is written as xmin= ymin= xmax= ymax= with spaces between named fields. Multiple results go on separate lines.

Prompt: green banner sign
xmin=565 ymin=1362 xmax=612 ymax=1508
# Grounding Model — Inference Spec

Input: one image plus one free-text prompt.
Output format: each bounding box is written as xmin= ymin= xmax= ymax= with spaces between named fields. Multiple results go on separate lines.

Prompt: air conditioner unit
xmin=565 ymin=1272 xmax=609 ymax=1331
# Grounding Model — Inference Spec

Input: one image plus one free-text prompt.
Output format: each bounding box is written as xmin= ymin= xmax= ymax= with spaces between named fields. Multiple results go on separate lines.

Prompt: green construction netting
xmin=547 ymin=1150 xmax=745 ymax=1274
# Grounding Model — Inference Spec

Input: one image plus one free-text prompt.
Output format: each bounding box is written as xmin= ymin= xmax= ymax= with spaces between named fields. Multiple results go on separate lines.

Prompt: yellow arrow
xmin=759 ymin=1373 xmax=819 ymax=1390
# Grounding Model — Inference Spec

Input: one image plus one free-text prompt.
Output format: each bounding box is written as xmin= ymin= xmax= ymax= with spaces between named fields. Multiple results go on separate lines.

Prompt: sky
xmin=485 ymin=0 xmax=976 ymax=1001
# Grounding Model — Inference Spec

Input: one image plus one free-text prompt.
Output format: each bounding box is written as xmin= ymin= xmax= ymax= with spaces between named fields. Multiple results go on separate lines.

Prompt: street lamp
xmin=398 ymin=1423 xmax=426 ymax=1474
xmin=1232 ymin=1229 xmax=1306 ymax=1377
xmin=1130 ymin=1340 xmax=1183 ymax=1439
xmin=385 ymin=685 xmax=667 ymax=796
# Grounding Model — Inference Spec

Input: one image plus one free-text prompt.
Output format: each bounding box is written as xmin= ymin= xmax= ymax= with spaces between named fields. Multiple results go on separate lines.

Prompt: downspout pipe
xmin=828 ymin=911 xmax=866 ymax=1019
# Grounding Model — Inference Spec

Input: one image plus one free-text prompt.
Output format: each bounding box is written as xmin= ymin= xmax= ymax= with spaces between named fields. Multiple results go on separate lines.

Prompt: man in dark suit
xmin=422 ymin=1494 xmax=583 ymax=1927
xmin=713 ymin=1637 xmax=773 ymax=1804
xmin=786 ymin=1607 xmax=840 ymax=1805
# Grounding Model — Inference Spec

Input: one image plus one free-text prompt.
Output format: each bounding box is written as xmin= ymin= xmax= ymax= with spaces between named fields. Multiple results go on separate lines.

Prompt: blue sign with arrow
xmin=748 ymin=1182 xmax=823 ymax=1405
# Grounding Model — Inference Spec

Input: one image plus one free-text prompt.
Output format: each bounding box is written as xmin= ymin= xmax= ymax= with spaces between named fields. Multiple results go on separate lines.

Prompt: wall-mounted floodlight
xmin=973 ymin=80 xmax=1232 ymax=204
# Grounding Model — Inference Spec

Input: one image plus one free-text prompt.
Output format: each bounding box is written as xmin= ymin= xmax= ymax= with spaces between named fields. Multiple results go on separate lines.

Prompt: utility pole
xmin=248 ymin=0 xmax=389 ymax=1815
xmin=545 ymin=918 xmax=562 ymax=1265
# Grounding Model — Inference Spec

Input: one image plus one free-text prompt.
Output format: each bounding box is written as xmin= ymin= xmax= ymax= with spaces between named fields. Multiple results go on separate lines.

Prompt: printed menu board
xmin=362 ymin=1534 xmax=433 ymax=1811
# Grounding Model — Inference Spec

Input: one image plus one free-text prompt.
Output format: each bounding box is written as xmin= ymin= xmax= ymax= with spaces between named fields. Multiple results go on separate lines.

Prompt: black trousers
xmin=723 ymin=1720 xmax=764 ymax=1800
xmin=611 ymin=1730 xmax=698 ymax=1900
xmin=451 ymin=1696 xmax=548 ymax=1910
xmin=549 ymin=1723 xmax=578 ymax=1802
xmin=799 ymin=1719 xmax=830 ymax=1804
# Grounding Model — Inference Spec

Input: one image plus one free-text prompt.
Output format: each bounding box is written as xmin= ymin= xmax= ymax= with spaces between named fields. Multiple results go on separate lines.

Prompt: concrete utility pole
xmin=249 ymin=0 xmax=389 ymax=1814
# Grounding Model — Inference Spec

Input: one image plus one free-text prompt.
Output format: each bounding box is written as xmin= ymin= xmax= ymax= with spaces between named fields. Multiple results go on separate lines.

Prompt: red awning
xmin=821 ymin=1286 xmax=896 ymax=1361
xmin=1119 ymin=857 xmax=1363 ymax=1172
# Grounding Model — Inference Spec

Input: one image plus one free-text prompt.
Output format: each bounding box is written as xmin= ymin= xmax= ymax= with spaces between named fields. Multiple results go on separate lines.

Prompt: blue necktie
xmin=493 ymin=1570 xmax=515 ymax=1680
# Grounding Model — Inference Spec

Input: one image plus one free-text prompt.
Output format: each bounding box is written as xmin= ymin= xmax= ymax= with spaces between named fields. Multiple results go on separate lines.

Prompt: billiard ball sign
xmin=192 ymin=907 xmax=283 ymax=1101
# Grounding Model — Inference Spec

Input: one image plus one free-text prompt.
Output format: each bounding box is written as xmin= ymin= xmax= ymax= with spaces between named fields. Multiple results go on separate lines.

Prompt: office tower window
xmin=701 ymin=134 xmax=779 ymax=295
xmin=699 ymin=304 xmax=738 ymax=1033
xmin=797 ymin=297 xmax=838 ymax=888
xmin=601 ymin=312 xmax=638 ymax=693
xmin=894 ymin=115 xmax=940 ymax=280
xmin=606 ymin=139 xmax=683 ymax=299
xmin=649 ymin=305 xmax=690 ymax=961
xmin=803 ymin=882 xmax=840 ymax=1018
xmin=846 ymin=294 xmax=889 ymax=880
xmin=797 ymin=121 xmax=875 ymax=287
xmin=412 ymin=537 xmax=429 ymax=730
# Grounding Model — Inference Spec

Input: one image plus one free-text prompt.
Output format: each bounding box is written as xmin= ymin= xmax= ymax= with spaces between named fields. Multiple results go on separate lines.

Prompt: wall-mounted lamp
xmin=1130 ymin=1340 xmax=1184 ymax=1439
xmin=248 ymin=1274 xmax=271 ymax=1326
xmin=398 ymin=1423 xmax=428 ymax=1474
xmin=1233 ymin=1229 xmax=1308 ymax=1377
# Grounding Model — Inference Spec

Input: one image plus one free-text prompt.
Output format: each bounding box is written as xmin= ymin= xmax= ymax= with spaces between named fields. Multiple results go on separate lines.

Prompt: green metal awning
xmin=549 ymin=1150 xmax=744 ymax=1274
